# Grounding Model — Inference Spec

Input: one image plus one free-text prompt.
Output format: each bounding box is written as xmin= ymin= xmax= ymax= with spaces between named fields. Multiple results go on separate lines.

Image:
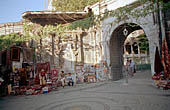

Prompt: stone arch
xmin=110 ymin=23 xmax=145 ymax=80
xmin=101 ymin=14 xmax=160 ymax=80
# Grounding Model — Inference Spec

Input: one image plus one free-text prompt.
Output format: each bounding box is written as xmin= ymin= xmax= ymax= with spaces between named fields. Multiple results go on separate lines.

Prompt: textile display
xmin=10 ymin=47 xmax=20 ymax=61
xmin=51 ymin=68 xmax=58 ymax=79
xmin=12 ymin=61 xmax=22 ymax=69
xmin=162 ymin=38 xmax=170 ymax=79
xmin=23 ymin=48 xmax=33 ymax=63
xmin=154 ymin=46 xmax=163 ymax=74
xmin=36 ymin=62 xmax=50 ymax=74
xmin=18 ymin=68 xmax=27 ymax=86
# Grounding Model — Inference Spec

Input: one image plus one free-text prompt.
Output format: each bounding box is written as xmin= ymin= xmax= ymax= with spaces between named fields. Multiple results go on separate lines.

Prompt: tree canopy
xmin=52 ymin=0 xmax=100 ymax=11
xmin=0 ymin=33 xmax=26 ymax=50
xmin=137 ymin=34 xmax=149 ymax=54
xmin=1 ymin=0 xmax=170 ymax=50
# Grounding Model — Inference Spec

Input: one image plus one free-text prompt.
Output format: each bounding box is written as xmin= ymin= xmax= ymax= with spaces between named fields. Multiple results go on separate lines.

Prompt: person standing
xmin=39 ymin=69 xmax=46 ymax=86
xmin=129 ymin=60 xmax=135 ymax=77
xmin=125 ymin=59 xmax=130 ymax=72
xmin=60 ymin=71 xmax=65 ymax=88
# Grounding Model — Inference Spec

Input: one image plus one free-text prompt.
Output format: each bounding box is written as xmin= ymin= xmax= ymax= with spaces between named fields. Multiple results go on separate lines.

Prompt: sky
xmin=0 ymin=0 xmax=45 ymax=24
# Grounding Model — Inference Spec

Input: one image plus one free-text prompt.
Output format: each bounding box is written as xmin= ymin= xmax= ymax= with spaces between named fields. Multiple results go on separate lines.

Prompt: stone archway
xmin=109 ymin=23 xmax=143 ymax=80
xmin=101 ymin=11 xmax=160 ymax=80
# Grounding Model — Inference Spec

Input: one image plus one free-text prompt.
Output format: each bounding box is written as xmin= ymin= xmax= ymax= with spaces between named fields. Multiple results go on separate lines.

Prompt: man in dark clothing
xmin=67 ymin=73 xmax=74 ymax=86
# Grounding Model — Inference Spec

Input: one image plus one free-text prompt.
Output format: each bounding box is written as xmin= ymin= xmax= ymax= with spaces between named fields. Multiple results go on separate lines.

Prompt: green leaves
xmin=137 ymin=34 xmax=149 ymax=53
xmin=52 ymin=0 xmax=100 ymax=11
xmin=69 ymin=14 xmax=96 ymax=30
xmin=43 ymin=24 xmax=65 ymax=36
xmin=20 ymin=0 xmax=170 ymax=51
xmin=0 ymin=33 xmax=26 ymax=50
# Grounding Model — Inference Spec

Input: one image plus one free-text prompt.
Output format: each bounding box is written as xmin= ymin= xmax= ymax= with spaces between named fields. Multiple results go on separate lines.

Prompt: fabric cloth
xmin=154 ymin=46 xmax=163 ymax=74
xmin=10 ymin=47 xmax=20 ymax=61
xmin=36 ymin=62 xmax=50 ymax=74
xmin=41 ymin=72 xmax=46 ymax=76
xmin=162 ymin=38 xmax=170 ymax=79
xmin=23 ymin=48 xmax=33 ymax=63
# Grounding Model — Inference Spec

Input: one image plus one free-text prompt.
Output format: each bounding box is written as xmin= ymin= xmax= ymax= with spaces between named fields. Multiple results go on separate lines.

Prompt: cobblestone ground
xmin=0 ymin=70 xmax=170 ymax=110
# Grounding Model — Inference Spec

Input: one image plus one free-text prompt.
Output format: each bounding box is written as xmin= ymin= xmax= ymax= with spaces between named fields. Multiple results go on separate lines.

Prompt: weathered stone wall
xmin=35 ymin=29 xmax=102 ymax=73
xmin=0 ymin=0 xmax=161 ymax=80
xmin=101 ymin=7 xmax=159 ymax=80
xmin=0 ymin=21 xmax=23 ymax=35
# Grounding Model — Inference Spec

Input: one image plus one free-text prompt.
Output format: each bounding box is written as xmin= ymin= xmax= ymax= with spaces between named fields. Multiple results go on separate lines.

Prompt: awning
xmin=22 ymin=11 xmax=88 ymax=26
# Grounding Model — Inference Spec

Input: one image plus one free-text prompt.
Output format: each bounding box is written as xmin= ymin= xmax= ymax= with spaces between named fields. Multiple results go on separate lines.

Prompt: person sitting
xmin=67 ymin=73 xmax=74 ymax=86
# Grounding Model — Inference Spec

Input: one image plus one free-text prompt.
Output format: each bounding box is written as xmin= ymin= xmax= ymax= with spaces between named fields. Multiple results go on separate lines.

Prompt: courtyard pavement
xmin=0 ymin=70 xmax=170 ymax=110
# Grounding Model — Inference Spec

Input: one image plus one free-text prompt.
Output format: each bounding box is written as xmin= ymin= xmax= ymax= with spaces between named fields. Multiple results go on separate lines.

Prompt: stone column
xmin=100 ymin=41 xmax=108 ymax=62
xmin=40 ymin=38 xmax=42 ymax=63
xmin=80 ymin=32 xmax=85 ymax=64
xmin=147 ymin=30 xmax=159 ymax=75
xmin=51 ymin=33 xmax=55 ymax=67
xmin=137 ymin=42 xmax=142 ymax=64
xmin=131 ymin=43 xmax=134 ymax=61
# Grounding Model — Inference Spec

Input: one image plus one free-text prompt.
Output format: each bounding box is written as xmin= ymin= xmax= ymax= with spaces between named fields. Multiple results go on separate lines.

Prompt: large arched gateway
xmin=109 ymin=23 xmax=148 ymax=80
xmin=100 ymin=13 xmax=160 ymax=80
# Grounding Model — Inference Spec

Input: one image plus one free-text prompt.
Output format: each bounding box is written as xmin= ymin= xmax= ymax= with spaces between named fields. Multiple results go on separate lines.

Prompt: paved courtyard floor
xmin=0 ymin=70 xmax=170 ymax=110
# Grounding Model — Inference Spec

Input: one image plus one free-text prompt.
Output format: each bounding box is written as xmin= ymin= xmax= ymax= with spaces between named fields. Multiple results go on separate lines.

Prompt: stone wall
xmin=100 ymin=6 xmax=159 ymax=80
xmin=35 ymin=29 xmax=102 ymax=74
xmin=0 ymin=21 xmax=23 ymax=36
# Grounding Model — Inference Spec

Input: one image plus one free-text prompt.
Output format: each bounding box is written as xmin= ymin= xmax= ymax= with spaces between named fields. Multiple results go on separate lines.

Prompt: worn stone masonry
xmin=0 ymin=21 xmax=23 ymax=35
xmin=0 ymin=0 xmax=161 ymax=81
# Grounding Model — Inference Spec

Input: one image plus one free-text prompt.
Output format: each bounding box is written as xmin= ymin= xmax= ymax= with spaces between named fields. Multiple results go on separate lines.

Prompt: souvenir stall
xmin=7 ymin=47 xmax=34 ymax=95
xmin=152 ymin=44 xmax=170 ymax=90
xmin=152 ymin=73 xmax=170 ymax=90
xmin=95 ymin=61 xmax=108 ymax=82
xmin=0 ymin=49 xmax=12 ymax=96
xmin=83 ymin=64 xmax=96 ymax=83
xmin=75 ymin=65 xmax=85 ymax=83
xmin=6 ymin=46 xmax=60 ymax=96
xmin=50 ymin=68 xmax=59 ymax=87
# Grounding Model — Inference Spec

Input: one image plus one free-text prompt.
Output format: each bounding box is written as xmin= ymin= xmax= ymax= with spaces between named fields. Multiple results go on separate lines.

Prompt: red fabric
xmin=36 ymin=62 xmax=50 ymax=74
xmin=154 ymin=46 xmax=163 ymax=74
xmin=52 ymin=69 xmax=58 ymax=77
xmin=10 ymin=47 xmax=20 ymax=61
xmin=23 ymin=48 xmax=33 ymax=63
xmin=41 ymin=72 xmax=46 ymax=76
xmin=34 ymin=74 xmax=40 ymax=84
xmin=162 ymin=38 xmax=170 ymax=78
